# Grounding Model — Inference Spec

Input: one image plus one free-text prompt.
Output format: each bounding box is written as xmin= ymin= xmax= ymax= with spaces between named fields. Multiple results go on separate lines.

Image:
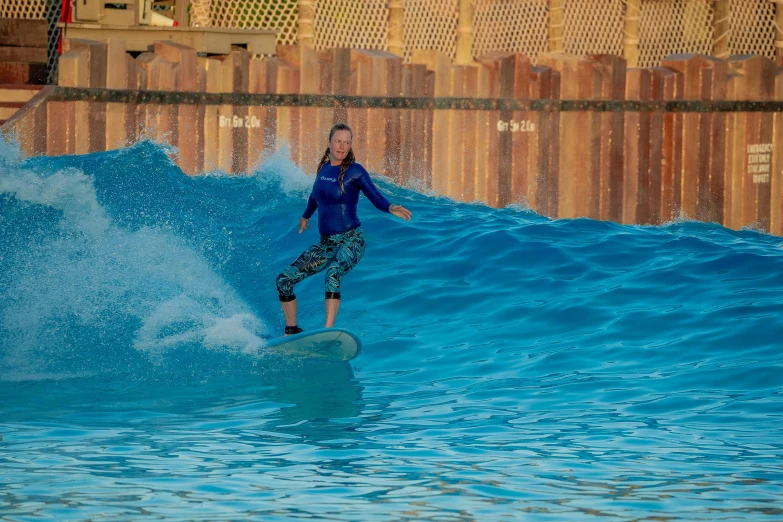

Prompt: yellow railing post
xmin=624 ymin=0 xmax=640 ymax=67
xmin=713 ymin=0 xmax=730 ymax=59
xmin=298 ymin=0 xmax=315 ymax=49
xmin=388 ymin=0 xmax=404 ymax=57
xmin=455 ymin=0 xmax=474 ymax=64
xmin=174 ymin=0 xmax=189 ymax=27
xmin=549 ymin=0 xmax=564 ymax=52
xmin=772 ymin=0 xmax=783 ymax=66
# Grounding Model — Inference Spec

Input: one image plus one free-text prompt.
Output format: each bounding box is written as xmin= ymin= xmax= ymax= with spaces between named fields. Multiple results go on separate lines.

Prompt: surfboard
xmin=263 ymin=328 xmax=361 ymax=361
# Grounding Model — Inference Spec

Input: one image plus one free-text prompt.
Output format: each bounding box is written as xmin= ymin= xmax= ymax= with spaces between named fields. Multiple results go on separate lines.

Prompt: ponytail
xmin=338 ymin=149 xmax=355 ymax=192
xmin=316 ymin=147 xmax=330 ymax=174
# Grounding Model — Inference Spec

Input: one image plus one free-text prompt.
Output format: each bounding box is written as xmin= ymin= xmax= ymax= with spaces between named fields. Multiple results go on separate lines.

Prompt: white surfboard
xmin=263 ymin=328 xmax=361 ymax=361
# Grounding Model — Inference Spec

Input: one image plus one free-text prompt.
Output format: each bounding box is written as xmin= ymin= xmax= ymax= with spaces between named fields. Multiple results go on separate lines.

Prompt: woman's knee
xmin=324 ymin=264 xmax=344 ymax=295
xmin=276 ymin=267 xmax=297 ymax=296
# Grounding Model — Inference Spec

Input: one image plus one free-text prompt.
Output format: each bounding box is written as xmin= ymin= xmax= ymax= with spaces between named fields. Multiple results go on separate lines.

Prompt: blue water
xmin=1 ymin=140 xmax=782 ymax=520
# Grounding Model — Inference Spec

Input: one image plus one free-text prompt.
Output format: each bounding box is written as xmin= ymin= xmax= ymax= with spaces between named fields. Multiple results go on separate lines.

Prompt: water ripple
xmin=1 ymin=141 xmax=782 ymax=520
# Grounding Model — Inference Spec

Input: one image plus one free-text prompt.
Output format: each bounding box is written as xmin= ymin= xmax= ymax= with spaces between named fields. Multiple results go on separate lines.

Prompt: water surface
xmin=1 ymin=141 xmax=782 ymax=520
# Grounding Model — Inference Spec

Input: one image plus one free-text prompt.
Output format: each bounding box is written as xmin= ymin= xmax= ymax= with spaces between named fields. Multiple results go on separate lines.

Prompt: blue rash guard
xmin=302 ymin=162 xmax=391 ymax=236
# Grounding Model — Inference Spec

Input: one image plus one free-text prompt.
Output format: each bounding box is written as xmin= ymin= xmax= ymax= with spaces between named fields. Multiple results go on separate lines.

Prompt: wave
xmin=0 ymin=140 xmax=781 ymax=396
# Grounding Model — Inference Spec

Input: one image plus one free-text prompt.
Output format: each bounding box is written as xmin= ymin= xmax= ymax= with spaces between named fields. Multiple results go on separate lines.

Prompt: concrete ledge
xmin=0 ymin=18 xmax=48 ymax=48
xmin=57 ymin=24 xmax=278 ymax=56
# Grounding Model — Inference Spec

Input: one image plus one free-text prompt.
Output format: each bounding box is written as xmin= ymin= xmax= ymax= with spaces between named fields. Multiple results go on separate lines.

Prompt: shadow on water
xmin=264 ymin=358 xmax=364 ymax=438
xmin=0 ymin=354 xmax=364 ymax=443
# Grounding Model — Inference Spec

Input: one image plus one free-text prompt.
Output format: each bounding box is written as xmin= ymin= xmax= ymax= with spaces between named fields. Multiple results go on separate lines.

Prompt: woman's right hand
xmin=298 ymin=217 xmax=309 ymax=234
xmin=389 ymin=204 xmax=412 ymax=221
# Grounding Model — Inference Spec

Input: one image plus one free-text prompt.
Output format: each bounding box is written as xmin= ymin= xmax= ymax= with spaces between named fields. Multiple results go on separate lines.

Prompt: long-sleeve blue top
xmin=303 ymin=162 xmax=391 ymax=236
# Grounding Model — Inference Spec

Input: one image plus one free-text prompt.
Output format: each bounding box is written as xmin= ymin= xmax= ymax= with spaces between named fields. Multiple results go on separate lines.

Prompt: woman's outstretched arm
xmin=356 ymin=169 xmax=412 ymax=221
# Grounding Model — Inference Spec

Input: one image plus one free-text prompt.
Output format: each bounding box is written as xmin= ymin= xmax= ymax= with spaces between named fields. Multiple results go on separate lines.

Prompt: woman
xmin=276 ymin=123 xmax=412 ymax=335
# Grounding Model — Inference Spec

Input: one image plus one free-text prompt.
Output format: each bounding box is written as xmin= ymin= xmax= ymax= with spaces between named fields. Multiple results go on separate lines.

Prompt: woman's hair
xmin=316 ymin=123 xmax=355 ymax=192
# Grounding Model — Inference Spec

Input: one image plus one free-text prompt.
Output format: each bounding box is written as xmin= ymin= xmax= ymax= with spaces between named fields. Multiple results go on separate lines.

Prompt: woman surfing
xmin=275 ymin=123 xmax=412 ymax=335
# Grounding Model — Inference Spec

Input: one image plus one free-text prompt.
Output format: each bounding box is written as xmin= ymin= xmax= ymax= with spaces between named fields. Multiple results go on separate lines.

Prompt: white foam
xmin=0 ymin=160 xmax=269 ymax=375
xmin=203 ymin=314 xmax=268 ymax=354
xmin=0 ymin=166 xmax=111 ymax=237
xmin=250 ymin=145 xmax=314 ymax=195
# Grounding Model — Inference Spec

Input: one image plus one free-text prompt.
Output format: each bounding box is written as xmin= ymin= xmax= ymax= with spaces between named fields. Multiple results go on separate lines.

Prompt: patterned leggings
xmin=276 ymin=228 xmax=366 ymax=301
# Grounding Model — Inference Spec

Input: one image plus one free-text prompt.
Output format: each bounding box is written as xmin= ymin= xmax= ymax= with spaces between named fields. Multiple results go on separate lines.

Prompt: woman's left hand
xmin=389 ymin=204 xmax=412 ymax=221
